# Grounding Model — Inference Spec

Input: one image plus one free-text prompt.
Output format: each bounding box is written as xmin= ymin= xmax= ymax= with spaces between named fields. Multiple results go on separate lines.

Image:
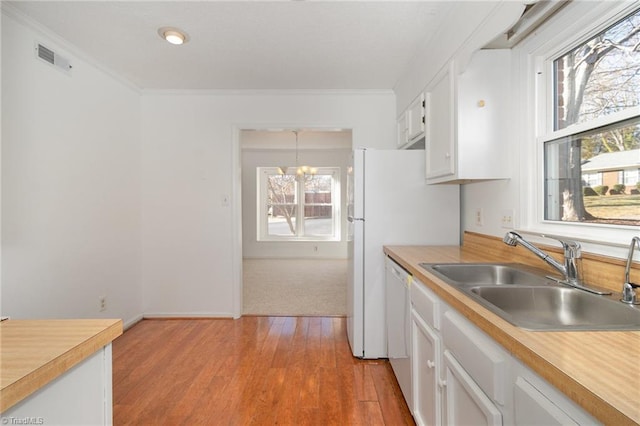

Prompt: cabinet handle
xmin=445 ymin=153 xmax=451 ymax=158
xmin=438 ymin=379 xmax=447 ymax=389
xmin=427 ymin=360 xmax=435 ymax=369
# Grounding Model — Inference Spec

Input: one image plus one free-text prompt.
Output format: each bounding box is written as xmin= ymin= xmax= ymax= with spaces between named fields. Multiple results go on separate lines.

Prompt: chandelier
xmin=278 ymin=130 xmax=317 ymax=178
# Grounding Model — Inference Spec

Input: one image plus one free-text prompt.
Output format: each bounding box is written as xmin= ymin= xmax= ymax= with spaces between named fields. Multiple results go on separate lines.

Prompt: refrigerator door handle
xmin=348 ymin=216 xmax=365 ymax=223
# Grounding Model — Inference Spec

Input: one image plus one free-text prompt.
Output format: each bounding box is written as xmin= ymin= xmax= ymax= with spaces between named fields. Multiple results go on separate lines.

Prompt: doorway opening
xmin=240 ymin=129 xmax=351 ymax=316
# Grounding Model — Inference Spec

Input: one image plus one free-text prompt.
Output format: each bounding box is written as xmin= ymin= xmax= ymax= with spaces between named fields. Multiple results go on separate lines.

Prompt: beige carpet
xmin=242 ymin=258 xmax=347 ymax=316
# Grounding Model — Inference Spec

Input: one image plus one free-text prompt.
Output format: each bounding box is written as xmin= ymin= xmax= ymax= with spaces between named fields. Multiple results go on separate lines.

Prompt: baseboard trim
xmin=142 ymin=312 xmax=234 ymax=320
xmin=242 ymin=313 xmax=347 ymax=318
xmin=242 ymin=257 xmax=348 ymax=260
xmin=123 ymin=314 xmax=144 ymax=330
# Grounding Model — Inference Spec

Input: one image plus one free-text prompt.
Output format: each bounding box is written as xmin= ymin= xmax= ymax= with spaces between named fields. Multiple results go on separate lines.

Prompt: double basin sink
xmin=420 ymin=263 xmax=640 ymax=331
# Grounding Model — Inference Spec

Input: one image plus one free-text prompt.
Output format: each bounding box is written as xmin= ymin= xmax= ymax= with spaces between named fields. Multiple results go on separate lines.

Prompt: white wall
xmin=140 ymin=91 xmax=395 ymax=317
xmin=1 ymin=11 xmax=142 ymax=325
xmin=241 ymin=137 xmax=351 ymax=259
xmin=1 ymin=7 xmax=395 ymax=321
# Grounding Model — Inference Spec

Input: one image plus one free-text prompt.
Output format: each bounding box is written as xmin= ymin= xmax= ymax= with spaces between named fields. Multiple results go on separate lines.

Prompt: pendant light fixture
xmin=293 ymin=130 xmax=317 ymax=179
xmin=277 ymin=130 xmax=316 ymax=177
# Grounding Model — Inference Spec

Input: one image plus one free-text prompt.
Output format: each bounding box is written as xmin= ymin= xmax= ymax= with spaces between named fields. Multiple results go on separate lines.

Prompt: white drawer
xmin=442 ymin=310 xmax=508 ymax=405
xmin=411 ymin=278 xmax=440 ymax=330
xmin=443 ymin=350 xmax=503 ymax=426
xmin=514 ymin=377 xmax=579 ymax=425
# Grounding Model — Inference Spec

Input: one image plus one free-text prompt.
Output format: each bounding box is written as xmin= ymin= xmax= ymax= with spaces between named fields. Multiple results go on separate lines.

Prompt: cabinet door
xmin=456 ymin=49 xmax=511 ymax=180
xmin=514 ymin=377 xmax=579 ymax=426
xmin=442 ymin=350 xmax=502 ymax=426
xmin=407 ymin=93 xmax=426 ymax=142
xmin=426 ymin=62 xmax=455 ymax=181
xmin=412 ymin=309 xmax=440 ymax=426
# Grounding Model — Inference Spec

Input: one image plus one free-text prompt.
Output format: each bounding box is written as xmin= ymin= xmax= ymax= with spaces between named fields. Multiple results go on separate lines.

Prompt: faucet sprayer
xmin=502 ymin=231 xmax=610 ymax=295
xmin=502 ymin=232 xmax=568 ymax=278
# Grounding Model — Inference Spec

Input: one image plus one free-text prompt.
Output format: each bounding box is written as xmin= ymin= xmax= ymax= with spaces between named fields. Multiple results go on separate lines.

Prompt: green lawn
xmin=584 ymin=194 xmax=640 ymax=220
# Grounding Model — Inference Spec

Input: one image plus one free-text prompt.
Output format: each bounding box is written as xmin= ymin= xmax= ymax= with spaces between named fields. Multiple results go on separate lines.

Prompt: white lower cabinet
xmin=441 ymin=309 xmax=511 ymax=425
xmin=513 ymin=361 xmax=602 ymax=426
xmin=410 ymin=277 xmax=441 ymax=426
xmin=443 ymin=350 xmax=502 ymax=426
xmin=398 ymin=275 xmax=601 ymax=426
xmin=411 ymin=308 xmax=440 ymax=426
xmin=514 ymin=377 xmax=578 ymax=426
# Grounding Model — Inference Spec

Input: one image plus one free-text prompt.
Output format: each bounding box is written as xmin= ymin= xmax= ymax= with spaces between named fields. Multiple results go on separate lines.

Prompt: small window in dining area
xmin=257 ymin=167 xmax=340 ymax=241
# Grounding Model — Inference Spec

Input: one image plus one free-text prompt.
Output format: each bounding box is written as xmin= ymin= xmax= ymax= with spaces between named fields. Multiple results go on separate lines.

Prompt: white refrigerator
xmin=346 ymin=148 xmax=460 ymax=359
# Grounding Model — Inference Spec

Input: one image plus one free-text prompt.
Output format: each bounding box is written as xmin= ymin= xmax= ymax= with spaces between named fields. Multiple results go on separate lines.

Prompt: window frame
xmin=520 ymin=1 xmax=640 ymax=250
xmin=257 ymin=166 xmax=341 ymax=242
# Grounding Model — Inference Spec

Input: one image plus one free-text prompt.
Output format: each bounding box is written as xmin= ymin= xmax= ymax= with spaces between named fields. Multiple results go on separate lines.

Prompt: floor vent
xmin=35 ymin=43 xmax=72 ymax=74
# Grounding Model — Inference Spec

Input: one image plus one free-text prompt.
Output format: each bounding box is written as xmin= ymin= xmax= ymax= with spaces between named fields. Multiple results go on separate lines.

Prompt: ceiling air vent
xmin=37 ymin=43 xmax=55 ymax=64
xmin=35 ymin=43 xmax=72 ymax=74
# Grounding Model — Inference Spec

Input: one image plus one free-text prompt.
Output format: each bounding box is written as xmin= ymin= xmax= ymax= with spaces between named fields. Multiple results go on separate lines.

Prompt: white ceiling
xmin=7 ymin=1 xmax=455 ymax=91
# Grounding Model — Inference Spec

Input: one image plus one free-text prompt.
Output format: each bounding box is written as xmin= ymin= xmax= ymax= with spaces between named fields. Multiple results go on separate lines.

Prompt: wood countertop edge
xmin=0 ymin=319 xmax=123 ymax=413
xmin=383 ymin=245 xmax=638 ymax=426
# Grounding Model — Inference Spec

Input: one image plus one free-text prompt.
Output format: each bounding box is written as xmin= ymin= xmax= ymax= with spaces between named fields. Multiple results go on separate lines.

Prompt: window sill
xmin=517 ymin=222 xmax=637 ymax=260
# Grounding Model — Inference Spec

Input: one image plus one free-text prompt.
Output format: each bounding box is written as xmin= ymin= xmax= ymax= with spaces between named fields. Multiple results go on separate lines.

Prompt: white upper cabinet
xmin=425 ymin=62 xmax=455 ymax=180
xmin=407 ymin=93 xmax=426 ymax=142
xmin=398 ymin=93 xmax=426 ymax=148
xmin=426 ymin=49 xmax=512 ymax=184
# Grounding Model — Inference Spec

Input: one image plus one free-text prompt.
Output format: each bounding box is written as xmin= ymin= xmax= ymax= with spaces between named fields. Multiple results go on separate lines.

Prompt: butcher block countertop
xmin=384 ymin=243 xmax=640 ymax=426
xmin=0 ymin=318 xmax=123 ymax=413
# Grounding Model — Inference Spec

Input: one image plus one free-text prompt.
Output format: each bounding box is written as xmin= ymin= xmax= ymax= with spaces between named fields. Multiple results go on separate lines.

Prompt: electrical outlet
xmin=501 ymin=209 xmax=515 ymax=229
xmin=475 ymin=208 xmax=483 ymax=226
xmin=99 ymin=296 xmax=106 ymax=312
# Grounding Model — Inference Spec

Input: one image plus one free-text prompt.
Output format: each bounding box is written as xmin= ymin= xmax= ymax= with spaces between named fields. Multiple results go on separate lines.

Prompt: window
xmin=624 ymin=169 xmax=640 ymax=186
xmin=582 ymin=172 xmax=602 ymax=188
xmin=257 ymin=167 xmax=340 ymax=241
xmin=542 ymin=7 xmax=640 ymax=227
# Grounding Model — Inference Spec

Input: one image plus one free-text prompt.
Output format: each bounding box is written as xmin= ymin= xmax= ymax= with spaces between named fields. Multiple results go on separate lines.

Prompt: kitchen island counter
xmin=1 ymin=318 xmax=122 ymax=414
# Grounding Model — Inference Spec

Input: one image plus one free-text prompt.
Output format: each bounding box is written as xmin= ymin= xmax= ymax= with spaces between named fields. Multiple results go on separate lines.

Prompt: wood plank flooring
xmin=113 ymin=317 xmax=415 ymax=425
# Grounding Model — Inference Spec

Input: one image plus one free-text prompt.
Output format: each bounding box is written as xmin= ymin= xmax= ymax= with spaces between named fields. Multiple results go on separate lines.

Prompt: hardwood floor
xmin=113 ymin=317 xmax=415 ymax=425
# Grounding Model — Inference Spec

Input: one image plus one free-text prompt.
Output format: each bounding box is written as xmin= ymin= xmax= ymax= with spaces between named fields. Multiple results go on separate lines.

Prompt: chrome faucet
xmin=503 ymin=231 xmax=580 ymax=283
xmin=503 ymin=231 xmax=611 ymax=295
xmin=621 ymin=236 xmax=640 ymax=305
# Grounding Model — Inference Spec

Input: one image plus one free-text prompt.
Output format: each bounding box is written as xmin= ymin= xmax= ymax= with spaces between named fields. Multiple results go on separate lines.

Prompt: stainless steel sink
xmin=469 ymin=286 xmax=640 ymax=331
xmin=420 ymin=262 xmax=640 ymax=331
xmin=421 ymin=263 xmax=552 ymax=287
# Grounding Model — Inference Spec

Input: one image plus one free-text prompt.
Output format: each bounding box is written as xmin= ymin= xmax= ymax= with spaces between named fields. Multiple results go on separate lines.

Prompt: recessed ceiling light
xmin=158 ymin=27 xmax=189 ymax=45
